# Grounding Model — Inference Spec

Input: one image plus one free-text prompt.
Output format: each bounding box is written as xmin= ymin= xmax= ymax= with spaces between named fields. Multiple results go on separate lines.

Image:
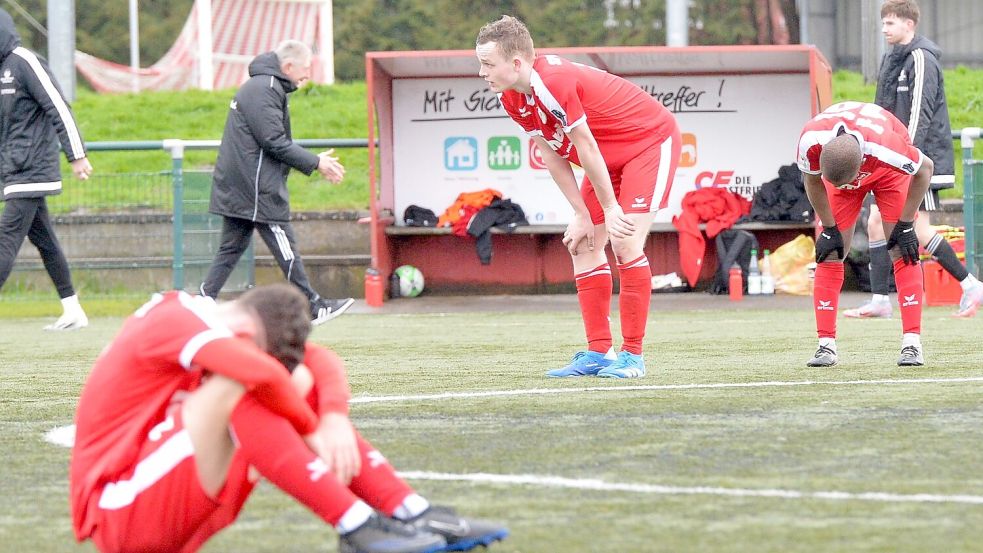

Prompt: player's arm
xmin=902 ymin=152 xmax=933 ymax=221
xmin=802 ymin=172 xmax=834 ymax=228
xmin=17 ymin=52 xmax=87 ymax=163
xmin=239 ymin=82 xmax=320 ymax=175
xmin=193 ymin=338 xmax=318 ymax=435
xmin=532 ymin=134 xmax=596 ymax=254
xmin=291 ymin=343 xmax=359 ymax=483
xmin=567 ymin=123 xmax=634 ymax=239
xmin=906 ymin=53 xmax=939 ymax=148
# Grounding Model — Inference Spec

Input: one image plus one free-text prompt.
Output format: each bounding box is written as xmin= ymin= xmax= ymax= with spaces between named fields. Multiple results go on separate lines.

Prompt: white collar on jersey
xmin=829 ymin=122 xmax=866 ymax=151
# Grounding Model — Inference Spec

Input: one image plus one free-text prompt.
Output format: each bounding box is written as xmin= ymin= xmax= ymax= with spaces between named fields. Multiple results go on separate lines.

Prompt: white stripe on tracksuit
xmin=12 ymin=47 xmax=85 ymax=159
xmin=270 ymin=224 xmax=296 ymax=280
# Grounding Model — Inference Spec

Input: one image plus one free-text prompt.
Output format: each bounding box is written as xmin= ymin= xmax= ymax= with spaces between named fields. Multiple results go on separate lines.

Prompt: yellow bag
xmin=770 ymin=234 xmax=815 ymax=295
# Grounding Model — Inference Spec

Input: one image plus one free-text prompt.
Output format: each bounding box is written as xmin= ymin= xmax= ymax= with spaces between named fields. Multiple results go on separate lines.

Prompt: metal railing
xmin=956 ymin=127 xmax=982 ymax=276
xmin=6 ymin=138 xmax=370 ymax=297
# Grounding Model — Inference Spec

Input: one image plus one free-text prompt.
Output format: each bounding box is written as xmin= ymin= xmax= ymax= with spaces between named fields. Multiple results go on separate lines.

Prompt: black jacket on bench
xmin=467 ymin=198 xmax=528 ymax=264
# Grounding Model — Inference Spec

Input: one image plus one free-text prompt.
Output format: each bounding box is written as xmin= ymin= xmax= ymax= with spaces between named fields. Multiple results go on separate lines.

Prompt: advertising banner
xmin=392 ymin=73 xmax=810 ymax=225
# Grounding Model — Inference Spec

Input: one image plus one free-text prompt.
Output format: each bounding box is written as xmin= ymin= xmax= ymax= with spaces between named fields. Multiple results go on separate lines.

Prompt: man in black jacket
xmin=0 ymin=8 xmax=92 ymax=330
xmin=845 ymin=0 xmax=983 ymax=319
xmin=201 ymin=40 xmax=352 ymax=325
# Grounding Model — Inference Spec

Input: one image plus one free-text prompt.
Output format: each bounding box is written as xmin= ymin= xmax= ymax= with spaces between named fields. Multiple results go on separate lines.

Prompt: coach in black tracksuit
xmin=0 ymin=8 xmax=92 ymax=330
xmin=201 ymin=40 xmax=352 ymax=325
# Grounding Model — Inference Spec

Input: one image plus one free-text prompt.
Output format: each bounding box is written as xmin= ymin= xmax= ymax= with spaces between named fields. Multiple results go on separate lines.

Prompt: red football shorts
xmin=582 ymin=128 xmax=682 ymax=225
xmin=825 ymin=170 xmax=910 ymax=229
xmin=87 ymin=406 xmax=253 ymax=553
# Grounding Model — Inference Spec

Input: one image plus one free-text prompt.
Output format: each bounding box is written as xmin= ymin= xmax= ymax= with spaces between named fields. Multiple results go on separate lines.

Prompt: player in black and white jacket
xmin=0 ymin=8 xmax=92 ymax=329
xmin=201 ymin=40 xmax=353 ymax=325
xmin=845 ymin=0 xmax=983 ymax=320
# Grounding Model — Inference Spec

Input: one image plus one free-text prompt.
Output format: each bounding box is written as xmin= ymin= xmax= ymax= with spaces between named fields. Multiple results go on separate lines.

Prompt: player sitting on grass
xmin=70 ymin=283 xmax=508 ymax=553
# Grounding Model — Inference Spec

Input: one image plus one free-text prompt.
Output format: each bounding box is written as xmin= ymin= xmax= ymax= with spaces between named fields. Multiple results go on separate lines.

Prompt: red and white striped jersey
xmin=499 ymin=54 xmax=677 ymax=167
xmin=796 ymin=101 xmax=922 ymax=190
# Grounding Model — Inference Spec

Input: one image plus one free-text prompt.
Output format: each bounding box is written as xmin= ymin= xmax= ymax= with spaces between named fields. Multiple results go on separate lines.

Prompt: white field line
xmin=43 ymin=375 xmax=983 ymax=449
xmin=397 ymin=471 xmax=983 ymax=505
xmin=349 ymin=376 xmax=983 ymax=404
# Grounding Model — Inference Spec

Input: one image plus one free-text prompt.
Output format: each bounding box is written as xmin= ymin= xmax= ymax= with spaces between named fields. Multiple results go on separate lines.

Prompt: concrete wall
xmin=9 ymin=211 xmax=372 ymax=298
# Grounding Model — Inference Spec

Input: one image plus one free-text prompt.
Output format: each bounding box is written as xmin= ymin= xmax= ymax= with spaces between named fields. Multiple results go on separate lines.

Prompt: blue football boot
xmin=546 ymin=350 xmax=614 ymax=377
xmin=596 ymin=350 xmax=646 ymax=378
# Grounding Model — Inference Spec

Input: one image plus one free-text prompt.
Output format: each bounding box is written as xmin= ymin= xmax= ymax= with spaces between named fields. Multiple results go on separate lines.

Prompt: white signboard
xmin=392 ymin=73 xmax=811 ymax=225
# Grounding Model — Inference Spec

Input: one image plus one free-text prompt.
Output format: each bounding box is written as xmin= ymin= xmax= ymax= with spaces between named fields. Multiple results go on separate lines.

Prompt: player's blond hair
xmin=881 ymin=0 xmax=919 ymax=25
xmin=820 ymin=134 xmax=863 ymax=186
xmin=476 ymin=15 xmax=534 ymax=61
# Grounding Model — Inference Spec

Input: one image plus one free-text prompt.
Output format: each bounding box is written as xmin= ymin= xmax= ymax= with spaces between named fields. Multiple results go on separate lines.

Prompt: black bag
xmin=403 ymin=205 xmax=437 ymax=227
xmin=709 ymin=229 xmax=759 ymax=295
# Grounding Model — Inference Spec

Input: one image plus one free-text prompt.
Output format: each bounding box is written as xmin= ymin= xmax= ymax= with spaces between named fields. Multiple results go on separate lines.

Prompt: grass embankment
xmin=71 ymin=81 xmax=370 ymax=211
xmin=69 ymin=69 xmax=983 ymax=210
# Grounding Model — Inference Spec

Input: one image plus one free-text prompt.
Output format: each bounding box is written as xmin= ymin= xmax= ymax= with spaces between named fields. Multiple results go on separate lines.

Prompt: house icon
xmin=444 ymin=137 xmax=478 ymax=171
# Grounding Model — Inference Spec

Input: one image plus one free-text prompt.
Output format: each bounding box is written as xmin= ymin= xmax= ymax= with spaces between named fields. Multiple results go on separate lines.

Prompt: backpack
xmin=709 ymin=229 xmax=759 ymax=295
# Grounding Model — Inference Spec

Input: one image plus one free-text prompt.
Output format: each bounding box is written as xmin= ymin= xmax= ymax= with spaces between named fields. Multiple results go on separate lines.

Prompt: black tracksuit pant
xmin=0 ymin=197 xmax=75 ymax=298
xmin=201 ymin=215 xmax=319 ymax=302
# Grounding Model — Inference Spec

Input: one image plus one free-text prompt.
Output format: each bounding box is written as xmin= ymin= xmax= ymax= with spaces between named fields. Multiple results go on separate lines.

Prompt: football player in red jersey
xmin=70 ymin=283 xmax=507 ymax=553
xmin=796 ymin=101 xmax=933 ymax=367
xmin=476 ymin=15 xmax=681 ymax=379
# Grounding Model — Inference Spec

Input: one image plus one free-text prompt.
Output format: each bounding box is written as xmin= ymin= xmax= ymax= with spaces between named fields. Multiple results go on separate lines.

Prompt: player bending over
xmin=797 ymin=101 xmax=933 ymax=367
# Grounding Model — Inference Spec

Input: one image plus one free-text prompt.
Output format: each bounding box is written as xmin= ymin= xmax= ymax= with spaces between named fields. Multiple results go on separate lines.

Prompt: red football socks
xmin=617 ymin=255 xmax=651 ymax=355
xmin=347 ymin=432 xmax=415 ymax=516
xmin=575 ymin=263 xmax=613 ymax=354
xmin=894 ymin=258 xmax=923 ymax=334
xmin=229 ymin=395 xmax=357 ymax=526
xmin=813 ymin=262 xmax=844 ymax=339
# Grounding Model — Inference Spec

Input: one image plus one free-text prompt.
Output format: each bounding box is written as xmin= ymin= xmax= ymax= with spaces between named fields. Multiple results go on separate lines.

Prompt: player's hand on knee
xmin=887 ymin=220 xmax=919 ymax=265
xmin=603 ymin=204 xmax=635 ymax=240
xmin=815 ymin=225 xmax=844 ymax=262
xmin=563 ymin=215 xmax=594 ymax=255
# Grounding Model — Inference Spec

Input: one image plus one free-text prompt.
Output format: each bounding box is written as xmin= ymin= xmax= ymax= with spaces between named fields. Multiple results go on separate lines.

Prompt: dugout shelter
xmin=366 ymin=45 xmax=832 ymax=296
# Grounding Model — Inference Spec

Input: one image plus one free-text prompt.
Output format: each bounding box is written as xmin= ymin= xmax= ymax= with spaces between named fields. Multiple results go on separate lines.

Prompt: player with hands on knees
xmin=797 ymin=101 xmax=933 ymax=368
xmin=477 ymin=15 xmax=679 ymax=379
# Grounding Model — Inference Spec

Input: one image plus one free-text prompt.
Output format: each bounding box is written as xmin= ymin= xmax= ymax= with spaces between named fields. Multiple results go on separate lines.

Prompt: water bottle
xmin=747 ymin=248 xmax=762 ymax=295
xmin=729 ymin=264 xmax=744 ymax=302
xmin=364 ymin=267 xmax=384 ymax=307
xmin=389 ymin=271 xmax=402 ymax=299
xmin=760 ymin=249 xmax=775 ymax=295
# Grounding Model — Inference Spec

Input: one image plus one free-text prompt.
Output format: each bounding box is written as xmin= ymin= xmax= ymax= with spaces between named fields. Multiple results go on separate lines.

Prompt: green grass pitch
xmin=1 ymin=300 xmax=982 ymax=552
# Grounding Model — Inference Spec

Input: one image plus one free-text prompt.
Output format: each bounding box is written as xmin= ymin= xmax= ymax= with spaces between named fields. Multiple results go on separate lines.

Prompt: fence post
xmin=164 ymin=139 xmax=186 ymax=290
xmin=963 ymin=127 xmax=982 ymax=277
